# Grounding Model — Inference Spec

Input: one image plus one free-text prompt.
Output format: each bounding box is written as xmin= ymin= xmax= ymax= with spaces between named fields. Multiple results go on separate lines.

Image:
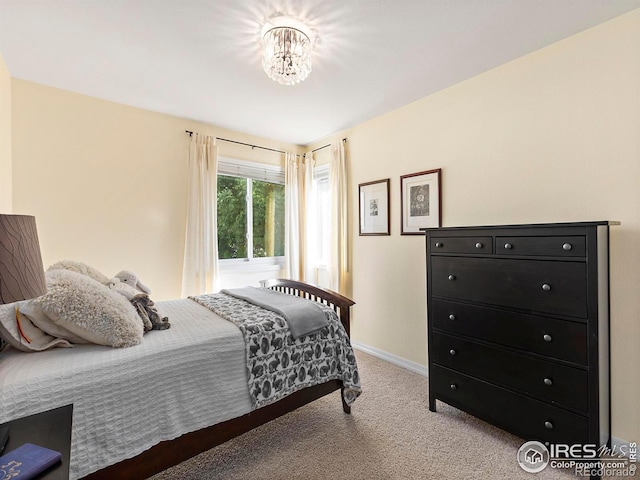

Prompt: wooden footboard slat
xmin=260 ymin=279 xmax=354 ymax=337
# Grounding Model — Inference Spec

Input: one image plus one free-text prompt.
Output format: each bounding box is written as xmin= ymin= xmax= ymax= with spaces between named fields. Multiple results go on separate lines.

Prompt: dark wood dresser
xmin=424 ymin=222 xmax=615 ymax=447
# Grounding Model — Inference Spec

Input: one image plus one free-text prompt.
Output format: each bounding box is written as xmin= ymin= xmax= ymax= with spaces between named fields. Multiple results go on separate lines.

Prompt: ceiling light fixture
xmin=261 ymin=16 xmax=312 ymax=86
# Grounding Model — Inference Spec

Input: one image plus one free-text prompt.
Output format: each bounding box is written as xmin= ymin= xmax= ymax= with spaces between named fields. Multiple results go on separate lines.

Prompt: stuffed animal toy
xmin=130 ymin=294 xmax=170 ymax=331
xmin=108 ymin=277 xmax=139 ymax=300
xmin=114 ymin=270 xmax=151 ymax=294
xmin=108 ymin=277 xmax=170 ymax=332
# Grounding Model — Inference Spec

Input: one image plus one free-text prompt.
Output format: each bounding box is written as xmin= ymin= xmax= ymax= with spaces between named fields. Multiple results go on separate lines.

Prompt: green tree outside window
xmin=217 ymin=175 xmax=285 ymax=260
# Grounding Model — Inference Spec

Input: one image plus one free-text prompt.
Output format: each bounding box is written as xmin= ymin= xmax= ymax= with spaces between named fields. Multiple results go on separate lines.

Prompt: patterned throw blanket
xmin=189 ymin=292 xmax=362 ymax=410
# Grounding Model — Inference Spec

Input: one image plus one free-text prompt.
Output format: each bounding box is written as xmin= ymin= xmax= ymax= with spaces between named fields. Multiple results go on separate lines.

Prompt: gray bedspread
xmin=189 ymin=292 xmax=361 ymax=409
xmin=222 ymin=286 xmax=328 ymax=339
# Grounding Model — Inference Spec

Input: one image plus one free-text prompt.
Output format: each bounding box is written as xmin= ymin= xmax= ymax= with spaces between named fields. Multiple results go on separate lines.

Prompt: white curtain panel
xmin=303 ymin=152 xmax=317 ymax=283
xmin=330 ymin=142 xmax=349 ymax=294
xmin=181 ymin=134 xmax=219 ymax=297
xmin=284 ymin=152 xmax=301 ymax=280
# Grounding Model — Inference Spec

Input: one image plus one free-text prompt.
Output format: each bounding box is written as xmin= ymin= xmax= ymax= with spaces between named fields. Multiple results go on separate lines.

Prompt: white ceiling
xmin=1 ymin=1 xmax=639 ymax=145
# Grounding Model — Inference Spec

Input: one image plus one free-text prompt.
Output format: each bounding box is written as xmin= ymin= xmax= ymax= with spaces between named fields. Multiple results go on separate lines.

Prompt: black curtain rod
xmin=311 ymin=137 xmax=347 ymax=153
xmin=185 ymin=130 xmax=301 ymax=157
xmin=311 ymin=143 xmax=330 ymax=153
xmin=185 ymin=130 xmax=346 ymax=156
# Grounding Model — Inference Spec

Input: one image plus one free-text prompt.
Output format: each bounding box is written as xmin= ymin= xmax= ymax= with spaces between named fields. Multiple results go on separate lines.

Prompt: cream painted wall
xmin=312 ymin=10 xmax=640 ymax=443
xmin=0 ymin=52 xmax=11 ymax=212
xmin=11 ymin=80 xmax=300 ymax=300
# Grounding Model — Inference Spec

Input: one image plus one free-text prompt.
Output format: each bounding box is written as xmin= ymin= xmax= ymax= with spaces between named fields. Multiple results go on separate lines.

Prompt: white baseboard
xmin=351 ymin=341 xmax=429 ymax=377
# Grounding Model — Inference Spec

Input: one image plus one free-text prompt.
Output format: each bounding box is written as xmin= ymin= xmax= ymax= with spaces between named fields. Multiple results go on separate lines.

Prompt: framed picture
xmin=400 ymin=168 xmax=441 ymax=235
xmin=359 ymin=178 xmax=390 ymax=236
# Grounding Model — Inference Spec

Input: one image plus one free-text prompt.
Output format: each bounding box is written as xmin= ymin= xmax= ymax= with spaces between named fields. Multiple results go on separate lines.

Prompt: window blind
xmin=313 ymin=163 xmax=329 ymax=183
xmin=218 ymin=156 xmax=284 ymax=184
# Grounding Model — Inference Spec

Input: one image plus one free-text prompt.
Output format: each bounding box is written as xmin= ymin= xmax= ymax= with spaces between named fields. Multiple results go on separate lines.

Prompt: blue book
xmin=0 ymin=443 xmax=62 ymax=480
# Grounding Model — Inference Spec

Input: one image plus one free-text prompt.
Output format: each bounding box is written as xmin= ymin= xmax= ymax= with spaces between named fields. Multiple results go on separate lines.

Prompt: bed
xmin=0 ymin=278 xmax=359 ymax=480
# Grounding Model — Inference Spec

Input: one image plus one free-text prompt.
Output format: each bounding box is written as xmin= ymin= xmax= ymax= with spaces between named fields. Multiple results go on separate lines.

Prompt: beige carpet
xmin=150 ymin=351 xmax=632 ymax=480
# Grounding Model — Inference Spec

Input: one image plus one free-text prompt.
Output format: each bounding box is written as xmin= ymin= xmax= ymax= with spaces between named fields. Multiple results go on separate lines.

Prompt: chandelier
xmin=261 ymin=17 xmax=312 ymax=86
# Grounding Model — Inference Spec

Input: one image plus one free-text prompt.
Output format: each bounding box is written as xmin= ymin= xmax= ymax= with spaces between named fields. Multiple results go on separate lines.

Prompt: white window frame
xmin=217 ymin=157 xmax=285 ymax=270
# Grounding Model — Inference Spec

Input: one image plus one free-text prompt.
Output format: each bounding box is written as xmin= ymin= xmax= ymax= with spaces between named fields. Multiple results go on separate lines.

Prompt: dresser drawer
xmin=497 ymin=236 xmax=586 ymax=257
xmin=431 ymin=365 xmax=589 ymax=445
xmin=431 ymin=236 xmax=493 ymax=254
xmin=431 ymin=256 xmax=587 ymax=317
xmin=431 ymin=332 xmax=588 ymax=412
xmin=431 ymin=299 xmax=587 ymax=364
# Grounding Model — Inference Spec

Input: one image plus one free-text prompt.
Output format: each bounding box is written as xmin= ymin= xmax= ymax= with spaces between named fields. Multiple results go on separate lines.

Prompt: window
xmin=217 ymin=158 xmax=285 ymax=263
xmin=313 ymin=164 xmax=330 ymax=267
xmin=304 ymin=162 xmax=331 ymax=287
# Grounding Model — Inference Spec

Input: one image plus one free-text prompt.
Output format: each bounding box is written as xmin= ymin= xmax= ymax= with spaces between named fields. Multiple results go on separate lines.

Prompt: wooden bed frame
xmin=83 ymin=279 xmax=355 ymax=480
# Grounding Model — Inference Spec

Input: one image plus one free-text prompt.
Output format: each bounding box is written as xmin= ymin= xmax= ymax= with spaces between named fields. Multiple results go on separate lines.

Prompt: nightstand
xmin=0 ymin=404 xmax=73 ymax=480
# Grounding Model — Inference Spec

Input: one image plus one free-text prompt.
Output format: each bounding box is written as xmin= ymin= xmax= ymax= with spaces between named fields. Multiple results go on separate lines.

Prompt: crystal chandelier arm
xmin=262 ymin=17 xmax=312 ymax=86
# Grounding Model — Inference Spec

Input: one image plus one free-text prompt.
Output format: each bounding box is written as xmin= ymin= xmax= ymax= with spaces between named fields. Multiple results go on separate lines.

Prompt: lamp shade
xmin=0 ymin=215 xmax=47 ymax=304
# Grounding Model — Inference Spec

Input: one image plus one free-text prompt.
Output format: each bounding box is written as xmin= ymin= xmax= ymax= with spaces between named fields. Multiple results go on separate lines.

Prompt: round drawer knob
xmin=543 ymin=334 xmax=552 ymax=342
xmin=449 ymin=349 xmax=456 ymax=356
xmin=544 ymin=421 xmax=554 ymax=430
xmin=448 ymin=314 xmax=456 ymax=321
xmin=544 ymin=378 xmax=553 ymax=386
xmin=563 ymin=243 xmax=572 ymax=251
xmin=542 ymin=283 xmax=551 ymax=291
xmin=448 ymin=274 xmax=456 ymax=281
xmin=475 ymin=242 xmax=483 ymax=249
xmin=450 ymin=384 xmax=457 ymax=390
xmin=435 ymin=242 xmax=443 ymax=248
xmin=504 ymin=243 xmax=513 ymax=249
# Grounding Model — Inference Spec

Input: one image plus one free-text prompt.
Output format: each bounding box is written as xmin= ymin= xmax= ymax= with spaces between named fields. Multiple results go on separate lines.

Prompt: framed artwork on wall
xmin=359 ymin=178 xmax=390 ymax=236
xmin=400 ymin=168 xmax=441 ymax=235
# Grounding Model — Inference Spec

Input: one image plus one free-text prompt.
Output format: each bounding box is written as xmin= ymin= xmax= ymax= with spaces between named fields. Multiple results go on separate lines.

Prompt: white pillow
xmin=0 ymin=303 xmax=73 ymax=352
xmin=47 ymin=260 xmax=111 ymax=284
xmin=33 ymin=269 xmax=143 ymax=348
xmin=19 ymin=300 xmax=89 ymax=344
